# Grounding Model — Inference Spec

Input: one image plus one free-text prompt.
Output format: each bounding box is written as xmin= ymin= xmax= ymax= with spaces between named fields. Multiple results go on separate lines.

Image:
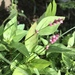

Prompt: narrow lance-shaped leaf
xmin=38 ymin=0 xmax=57 ymax=23
xmin=51 ymin=0 xmax=57 ymax=16
xmin=3 ymin=15 xmax=17 ymax=43
xmin=11 ymin=42 xmax=30 ymax=57
xmin=45 ymin=2 xmax=52 ymax=17
xmin=25 ymin=22 xmax=38 ymax=52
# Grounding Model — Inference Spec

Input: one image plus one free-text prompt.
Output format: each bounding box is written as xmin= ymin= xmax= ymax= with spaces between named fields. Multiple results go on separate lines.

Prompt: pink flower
xmin=57 ymin=18 xmax=63 ymax=24
xmin=53 ymin=19 xmax=58 ymax=24
xmin=50 ymin=34 xmax=59 ymax=44
xmin=49 ymin=18 xmax=64 ymax=26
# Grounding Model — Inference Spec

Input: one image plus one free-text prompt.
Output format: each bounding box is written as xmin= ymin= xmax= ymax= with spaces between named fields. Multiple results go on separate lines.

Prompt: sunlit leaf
xmin=57 ymin=70 xmax=61 ymax=75
xmin=36 ymin=16 xmax=65 ymax=31
xmin=51 ymin=0 xmax=57 ymax=16
xmin=13 ymin=29 xmax=27 ymax=42
xmin=17 ymin=24 xmax=25 ymax=30
xmin=25 ymin=22 xmax=38 ymax=52
xmin=45 ymin=3 xmax=52 ymax=17
xmin=39 ymin=24 xmax=59 ymax=35
xmin=33 ymin=68 xmax=40 ymax=75
xmin=3 ymin=15 xmax=17 ymax=44
xmin=30 ymin=59 xmax=50 ymax=70
xmin=40 ymin=38 xmax=48 ymax=45
xmin=33 ymin=45 xmax=45 ymax=55
xmin=68 ymin=32 xmax=75 ymax=47
xmin=12 ymin=67 xmax=28 ymax=75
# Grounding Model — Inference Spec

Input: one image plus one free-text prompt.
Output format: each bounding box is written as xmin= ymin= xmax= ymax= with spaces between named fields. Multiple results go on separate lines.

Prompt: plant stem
xmin=60 ymin=26 xmax=75 ymax=37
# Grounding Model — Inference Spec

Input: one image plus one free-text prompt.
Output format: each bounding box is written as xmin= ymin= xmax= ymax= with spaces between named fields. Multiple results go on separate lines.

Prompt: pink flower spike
xmin=50 ymin=38 xmax=55 ymax=44
xmin=52 ymin=38 xmax=56 ymax=42
xmin=52 ymin=35 xmax=56 ymax=39
xmin=50 ymin=41 xmax=54 ymax=44
xmin=50 ymin=34 xmax=60 ymax=44
xmin=58 ymin=18 xmax=61 ymax=22
xmin=60 ymin=20 xmax=63 ymax=24
xmin=53 ymin=19 xmax=58 ymax=24
xmin=55 ymin=37 xmax=59 ymax=40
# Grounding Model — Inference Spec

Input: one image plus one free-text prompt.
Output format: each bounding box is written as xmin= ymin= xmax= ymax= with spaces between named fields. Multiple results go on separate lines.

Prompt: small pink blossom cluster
xmin=45 ymin=34 xmax=59 ymax=50
xmin=50 ymin=34 xmax=59 ymax=44
xmin=49 ymin=18 xmax=63 ymax=26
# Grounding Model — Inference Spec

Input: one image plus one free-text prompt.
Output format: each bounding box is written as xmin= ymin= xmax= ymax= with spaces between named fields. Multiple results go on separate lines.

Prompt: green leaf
xmin=37 ymin=13 xmax=45 ymax=23
xmin=38 ymin=0 xmax=57 ymax=23
xmin=3 ymin=15 xmax=17 ymax=44
xmin=40 ymin=38 xmax=48 ymax=45
xmin=44 ymin=68 xmax=58 ymax=75
xmin=10 ymin=60 xmax=18 ymax=70
xmin=9 ymin=5 xmax=17 ymax=19
xmin=33 ymin=68 xmax=40 ymax=75
xmin=57 ymin=70 xmax=61 ymax=75
xmin=25 ymin=22 xmax=38 ymax=52
xmin=13 ymin=24 xmax=27 ymax=42
xmin=45 ymin=0 xmax=57 ymax=16
xmin=13 ymin=29 xmax=27 ymax=42
xmin=36 ymin=16 xmax=65 ymax=31
xmin=33 ymin=45 xmax=45 ymax=55
xmin=51 ymin=0 xmax=57 ymax=16
xmin=39 ymin=24 xmax=59 ymax=35
xmin=62 ymin=53 xmax=73 ymax=69
xmin=27 ymin=53 xmax=40 ymax=62
xmin=45 ymin=3 xmax=52 ymax=17
xmin=17 ymin=24 xmax=25 ymax=30
xmin=68 ymin=32 xmax=75 ymax=47
xmin=12 ymin=64 xmax=31 ymax=75
xmin=30 ymin=59 xmax=50 ymax=70
xmin=0 ymin=44 xmax=9 ymax=51
xmin=12 ymin=67 xmax=29 ymax=75
xmin=0 ymin=53 xmax=11 ymax=64
xmin=62 ymin=34 xmax=71 ymax=45
xmin=47 ymin=43 xmax=73 ymax=53
xmin=0 ymin=25 xmax=4 ymax=36
xmin=11 ymin=42 xmax=29 ymax=57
